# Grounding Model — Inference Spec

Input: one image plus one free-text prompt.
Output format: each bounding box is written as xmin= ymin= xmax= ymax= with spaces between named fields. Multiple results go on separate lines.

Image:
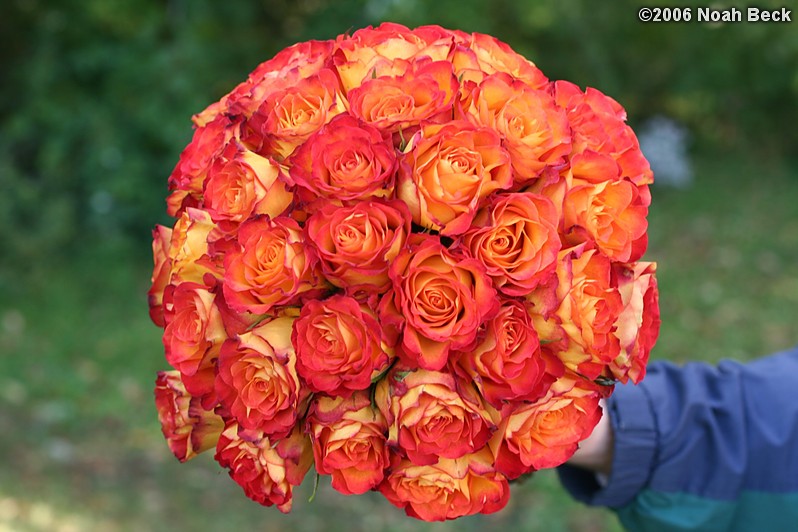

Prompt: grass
xmin=1 ymin=151 xmax=796 ymax=531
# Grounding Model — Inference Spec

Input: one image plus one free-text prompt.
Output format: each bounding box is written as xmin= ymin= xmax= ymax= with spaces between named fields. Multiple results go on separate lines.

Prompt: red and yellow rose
xmin=379 ymin=447 xmax=509 ymax=521
xmin=215 ymin=316 xmax=307 ymax=439
xmin=305 ymin=199 xmax=411 ymax=292
xmin=460 ymin=192 xmax=561 ymax=295
xmin=375 ymin=367 xmax=496 ymax=465
xmin=154 ymin=370 xmax=224 ymax=462
xmin=397 ymin=120 xmax=513 ymax=235
xmin=293 ymin=295 xmax=394 ymax=397
xmin=306 ymin=391 xmax=389 ymax=495
xmin=380 ymin=234 xmax=498 ymax=371
xmin=222 ymin=216 xmax=326 ymax=315
xmin=491 ymin=374 xmax=603 ymax=478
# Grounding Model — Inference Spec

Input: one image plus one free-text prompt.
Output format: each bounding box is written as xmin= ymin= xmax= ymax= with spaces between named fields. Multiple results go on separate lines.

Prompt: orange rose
xmin=215 ymin=316 xmax=307 ymax=439
xmin=397 ymin=120 xmax=513 ymax=236
xmin=455 ymin=298 xmax=562 ymax=408
xmin=464 ymin=73 xmax=571 ymax=182
xmin=451 ymin=32 xmax=548 ymax=88
xmin=563 ymin=178 xmax=650 ymax=263
xmin=305 ymin=199 xmax=411 ymax=293
xmin=491 ymin=374 xmax=602 ymax=477
xmin=154 ymin=370 xmax=224 ymax=462
xmin=347 ymin=59 xmax=458 ymax=133
xmin=215 ymin=421 xmax=313 ymax=513
xmin=195 ymin=40 xmax=336 ymax=126
xmin=166 ymin=115 xmax=240 ymax=217
xmin=380 ymin=234 xmax=499 ymax=371
xmin=166 ymin=207 xmax=222 ymax=285
xmin=374 ymin=367 xmax=496 ymax=465
xmin=162 ymin=282 xmax=228 ymax=399
xmin=609 ymin=261 xmax=660 ymax=383
xmin=287 ymin=114 xmax=397 ymax=208
xmin=222 ymin=216 xmax=326 ymax=315
xmin=460 ymin=192 xmax=561 ymax=295
xmin=554 ymin=80 xmax=653 ymax=186
xmin=247 ymin=68 xmax=346 ymax=160
xmin=306 ymin=391 xmax=389 ymax=495
xmin=148 ymin=224 xmax=173 ymax=327
xmin=334 ymin=23 xmax=459 ymax=92
xmin=379 ymin=447 xmax=509 ymax=521
xmin=293 ymin=294 xmax=394 ymax=397
xmin=203 ymin=141 xmax=292 ymax=224
xmin=533 ymin=245 xmax=623 ymax=380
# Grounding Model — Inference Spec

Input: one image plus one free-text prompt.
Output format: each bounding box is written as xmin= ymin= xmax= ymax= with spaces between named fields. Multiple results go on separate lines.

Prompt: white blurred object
xmin=638 ymin=115 xmax=694 ymax=188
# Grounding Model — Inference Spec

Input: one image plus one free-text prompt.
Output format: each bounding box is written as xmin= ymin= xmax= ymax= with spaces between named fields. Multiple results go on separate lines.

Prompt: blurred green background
xmin=1 ymin=0 xmax=796 ymax=530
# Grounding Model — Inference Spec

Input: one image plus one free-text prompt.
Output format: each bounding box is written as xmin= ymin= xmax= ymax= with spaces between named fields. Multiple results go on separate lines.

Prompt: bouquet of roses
xmin=149 ymin=23 xmax=660 ymax=521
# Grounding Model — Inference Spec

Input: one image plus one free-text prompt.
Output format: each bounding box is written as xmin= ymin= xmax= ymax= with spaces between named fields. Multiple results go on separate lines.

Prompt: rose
xmin=451 ymin=32 xmax=548 ymax=88
xmin=563 ymin=178 xmax=650 ymax=263
xmin=462 ymin=73 xmax=571 ymax=182
xmin=379 ymin=447 xmax=509 ymax=521
xmin=195 ymin=40 xmax=336 ymax=126
xmin=609 ymin=261 xmax=660 ymax=383
xmin=154 ymin=370 xmax=224 ymax=462
xmin=167 ymin=208 xmax=222 ymax=285
xmin=334 ymin=23 xmax=460 ymax=92
xmin=287 ymin=114 xmax=397 ymax=207
xmin=215 ymin=316 xmax=307 ymax=439
xmin=203 ymin=142 xmax=292 ymax=225
xmin=305 ymin=199 xmax=411 ymax=293
xmin=347 ymin=59 xmax=458 ymax=134
xmin=380 ymin=234 xmax=498 ymax=371
xmin=532 ymin=245 xmax=623 ymax=380
xmin=397 ymin=120 xmax=513 ymax=235
xmin=166 ymin=115 xmax=241 ymax=217
xmin=455 ymin=298 xmax=561 ymax=408
xmin=162 ymin=282 xmax=228 ymax=403
xmin=293 ymin=294 xmax=394 ymax=397
xmin=215 ymin=421 xmax=313 ymax=513
xmin=460 ymin=192 xmax=561 ymax=295
xmin=374 ymin=367 xmax=496 ymax=465
xmin=247 ymin=68 xmax=346 ymax=160
xmin=306 ymin=391 xmax=389 ymax=495
xmin=491 ymin=374 xmax=602 ymax=478
xmin=148 ymin=224 xmax=173 ymax=327
xmin=554 ymin=80 xmax=653 ymax=186
xmin=222 ymin=215 xmax=326 ymax=315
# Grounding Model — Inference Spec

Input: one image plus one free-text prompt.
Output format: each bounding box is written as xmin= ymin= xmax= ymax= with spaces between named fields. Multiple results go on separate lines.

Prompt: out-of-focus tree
xmin=1 ymin=0 xmax=795 ymax=270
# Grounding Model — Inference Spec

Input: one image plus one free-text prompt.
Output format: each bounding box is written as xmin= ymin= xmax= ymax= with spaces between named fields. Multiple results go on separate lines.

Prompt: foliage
xmin=1 ymin=0 xmax=796 ymax=268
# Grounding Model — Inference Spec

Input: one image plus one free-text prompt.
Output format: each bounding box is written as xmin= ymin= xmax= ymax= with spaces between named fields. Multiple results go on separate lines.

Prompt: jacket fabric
xmin=558 ymin=346 xmax=798 ymax=531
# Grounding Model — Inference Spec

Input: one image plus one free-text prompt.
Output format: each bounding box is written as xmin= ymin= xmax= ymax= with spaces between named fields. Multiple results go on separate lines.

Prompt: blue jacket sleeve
xmin=558 ymin=345 xmax=798 ymax=532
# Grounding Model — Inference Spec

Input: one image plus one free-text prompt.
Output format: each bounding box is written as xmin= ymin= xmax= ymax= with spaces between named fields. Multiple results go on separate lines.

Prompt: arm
xmin=559 ymin=346 xmax=798 ymax=531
